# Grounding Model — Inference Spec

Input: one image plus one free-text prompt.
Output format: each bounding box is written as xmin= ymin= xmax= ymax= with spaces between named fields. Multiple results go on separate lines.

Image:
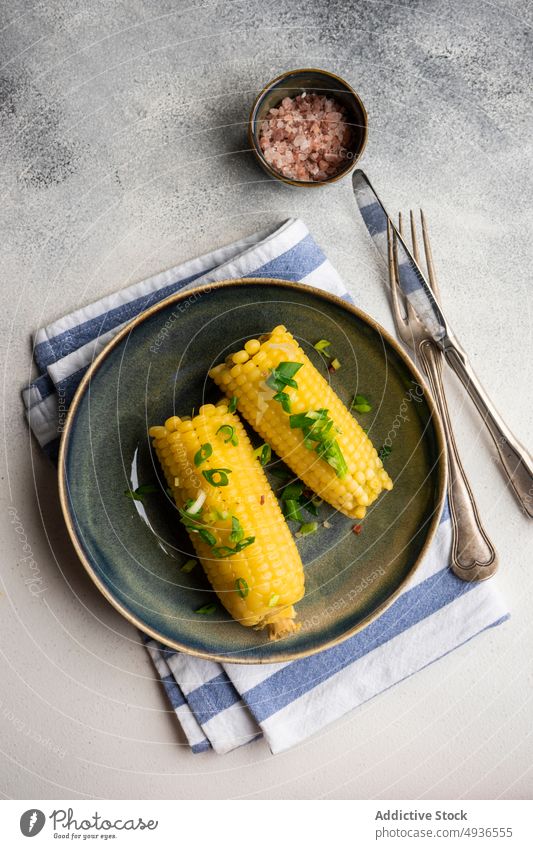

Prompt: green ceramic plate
xmin=59 ymin=279 xmax=446 ymax=663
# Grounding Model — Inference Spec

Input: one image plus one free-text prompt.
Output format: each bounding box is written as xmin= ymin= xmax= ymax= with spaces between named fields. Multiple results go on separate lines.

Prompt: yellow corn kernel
xmin=148 ymin=404 xmax=304 ymax=638
xmin=209 ymin=328 xmax=393 ymax=519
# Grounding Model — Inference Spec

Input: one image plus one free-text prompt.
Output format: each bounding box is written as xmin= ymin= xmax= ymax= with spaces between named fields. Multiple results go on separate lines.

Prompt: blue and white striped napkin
xmin=23 ymin=219 xmax=509 ymax=755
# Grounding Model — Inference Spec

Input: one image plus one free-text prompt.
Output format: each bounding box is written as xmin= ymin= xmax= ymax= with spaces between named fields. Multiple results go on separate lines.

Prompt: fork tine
xmin=387 ymin=219 xmax=408 ymax=331
xmin=420 ymin=209 xmax=441 ymax=300
xmin=400 ymin=213 xmax=418 ymax=322
xmin=409 ymin=210 xmax=420 ymax=265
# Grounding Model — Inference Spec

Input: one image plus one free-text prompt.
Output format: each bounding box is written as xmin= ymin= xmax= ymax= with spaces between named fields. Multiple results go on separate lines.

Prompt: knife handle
xmin=444 ymin=340 xmax=533 ymax=518
xmin=419 ymin=341 xmax=498 ymax=581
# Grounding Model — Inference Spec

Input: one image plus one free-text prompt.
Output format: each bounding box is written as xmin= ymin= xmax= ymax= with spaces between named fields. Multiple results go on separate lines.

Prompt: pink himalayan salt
xmin=258 ymin=92 xmax=352 ymax=181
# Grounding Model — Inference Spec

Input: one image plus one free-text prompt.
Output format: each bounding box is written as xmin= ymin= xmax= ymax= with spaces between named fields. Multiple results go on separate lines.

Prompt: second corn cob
xmin=209 ymin=326 xmax=393 ymax=519
xmin=149 ymin=402 xmax=305 ymax=639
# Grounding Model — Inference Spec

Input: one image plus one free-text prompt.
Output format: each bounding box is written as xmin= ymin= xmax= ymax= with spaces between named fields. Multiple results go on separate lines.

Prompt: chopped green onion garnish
xmin=267 ymin=362 xmax=303 ymax=393
xmin=378 ymin=444 xmax=392 ymax=460
xmin=283 ymin=499 xmax=304 ymax=523
xmin=288 ymin=407 xmax=347 ymax=479
xmin=216 ymin=424 xmax=238 ymax=445
xmin=305 ymin=499 xmax=319 ymax=517
xmin=212 ymin=537 xmax=255 ymax=558
xmin=254 ymin=443 xmax=271 ymax=466
xmin=198 ymin=528 xmax=217 ymax=546
xmin=299 ymin=521 xmax=318 ymax=536
xmin=329 ymin=357 xmax=341 ymax=372
xmin=194 ymin=443 xmax=212 ymax=467
xmin=268 ymin=594 xmax=280 ymax=607
xmin=273 ymin=391 xmax=292 ymax=413
xmin=124 ymin=483 xmax=158 ymax=502
xmin=351 ymin=394 xmax=372 ymax=413
xmin=202 ymin=468 xmax=232 ymax=487
xmin=314 ymin=339 xmax=331 ymax=353
xmin=235 ymin=577 xmax=249 ymax=599
xmin=323 ymin=442 xmax=348 ymax=478
xmin=194 ymin=603 xmax=217 ymax=615
xmin=124 ymin=489 xmax=142 ymax=502
xmin=281 ymin=481 xmax=304 ymax=501
xmin=180 ymin=558 xmax=197 ymax=574
xmin=230 ymin=516 xmax=244 ymax=543
xmin=227 ymin=396 xmax=238 ymax=413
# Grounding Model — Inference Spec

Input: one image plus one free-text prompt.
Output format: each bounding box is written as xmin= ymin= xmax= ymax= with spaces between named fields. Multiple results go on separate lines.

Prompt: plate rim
xmin=58 ymin=277 xmax=447 ymax=664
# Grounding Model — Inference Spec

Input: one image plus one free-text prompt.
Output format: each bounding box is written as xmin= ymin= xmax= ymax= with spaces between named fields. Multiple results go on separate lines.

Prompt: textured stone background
xmin=1 ymin=0 xmax=531 ymax=799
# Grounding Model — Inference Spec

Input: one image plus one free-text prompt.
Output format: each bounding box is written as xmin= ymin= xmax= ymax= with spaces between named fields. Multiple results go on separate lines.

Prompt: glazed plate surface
xmin=59 ymin=279 xmax=446 ymax=663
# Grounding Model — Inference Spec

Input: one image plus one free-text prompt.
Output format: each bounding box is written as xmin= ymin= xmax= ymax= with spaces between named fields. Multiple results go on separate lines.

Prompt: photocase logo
xmin=20 ymin=809 xmax=46 ymax=837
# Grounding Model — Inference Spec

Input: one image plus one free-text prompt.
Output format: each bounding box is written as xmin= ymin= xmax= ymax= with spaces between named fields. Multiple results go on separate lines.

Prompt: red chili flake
xmin=260 ymin=494 xmax=265 ymax=505
xmin=352 ymin=524 xmax=363 ymax=535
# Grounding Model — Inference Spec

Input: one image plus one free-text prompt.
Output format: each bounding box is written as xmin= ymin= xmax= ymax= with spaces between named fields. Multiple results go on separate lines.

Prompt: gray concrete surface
xmin=1 ymin=0 xmax=532 ymax=799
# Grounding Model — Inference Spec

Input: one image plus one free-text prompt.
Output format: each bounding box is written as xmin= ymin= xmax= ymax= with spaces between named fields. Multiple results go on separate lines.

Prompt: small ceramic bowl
xmin=248 ymin=68 xmax=368 ymax=187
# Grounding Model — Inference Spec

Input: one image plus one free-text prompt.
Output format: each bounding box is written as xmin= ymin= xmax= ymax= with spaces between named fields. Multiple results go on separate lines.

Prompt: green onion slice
xmin=194 ymin=443 xmax=212 ymax=467
xmin=198 ymin=528 xmax=217 ymax=546
xmin=180 ymin=558 xmax=197 ymax=574
xmin=283 ymin=499 xmax=304 ymax=523
xmin=229 ymin=516 xmax=244 ymax=543
xmin=254 ymin=443 xmax=272 ymax=466
xmin=124 ymin=483 xmax=159 ymax=502
xmin=216 ymin=424 xmax=238 ymax=445
xmin=202 ymin=468 xmax=232 ymax=487
xmin=227 ymin=396 xmax=238 ymax=413
xmin=194 ymin=603 xmax=217 ymax=615
xmin=235 ymin=577 xmax=249 ymax=599
xmin=267 ymin=361 xmax=303 ymax=393
xmin=281 ymin=481 xmax=304 ymax=501
xmin=351 ymin=393 xmax=372 ymax=413
xmin=299 ymin=521 xmax=318 ymax=536
xmin=273 ymin=391 xmax=292 ymax=413
xmin=212 ymin=536 xmax=255 ymax=558
xmin=313 ymin=339 xmax=331 ymax=353
xmin=378 ymin=444 xmax=392 ymax=460
xmin=268 ymin=594 xmax=280 ymax=608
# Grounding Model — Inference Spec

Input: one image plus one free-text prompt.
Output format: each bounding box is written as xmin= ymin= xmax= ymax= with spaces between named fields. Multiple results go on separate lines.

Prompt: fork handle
xmin=418 ymin=340 xmax=498 ymax=580
xmin=444 ymin=339 xmax=533 ymax=519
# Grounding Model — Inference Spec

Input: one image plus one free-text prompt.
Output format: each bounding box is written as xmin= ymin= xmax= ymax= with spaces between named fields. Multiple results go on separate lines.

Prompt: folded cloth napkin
xmin=23 ymin=219 xmax=509 ymax=755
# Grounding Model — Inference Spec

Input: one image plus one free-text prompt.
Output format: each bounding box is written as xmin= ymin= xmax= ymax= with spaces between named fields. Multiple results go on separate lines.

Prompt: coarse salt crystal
xmin=258 ymin=92 xmax=352 ymax=181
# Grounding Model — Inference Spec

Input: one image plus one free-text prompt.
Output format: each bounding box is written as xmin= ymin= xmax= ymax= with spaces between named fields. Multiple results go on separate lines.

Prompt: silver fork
xmin=388 ymin=212 xmax=498 ymax=582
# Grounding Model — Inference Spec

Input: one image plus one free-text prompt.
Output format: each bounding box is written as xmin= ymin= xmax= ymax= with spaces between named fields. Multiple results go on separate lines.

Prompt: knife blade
xmin=352 ymin=167 xmax=533 ymax=518
xmin=352 ymin=169 xmax=448 ymax=345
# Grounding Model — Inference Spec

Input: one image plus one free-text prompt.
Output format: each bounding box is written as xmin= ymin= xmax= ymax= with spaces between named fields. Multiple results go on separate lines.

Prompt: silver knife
xmin=352 ymin=168 xmax=533 ymax=518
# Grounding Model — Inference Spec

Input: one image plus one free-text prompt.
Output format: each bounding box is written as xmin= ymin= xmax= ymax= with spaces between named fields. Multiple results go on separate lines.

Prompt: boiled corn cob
xmin=149 ymin=402 xmax=305 ymax=639
xmin=209 ymin=326 xmax=393 ymax=519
